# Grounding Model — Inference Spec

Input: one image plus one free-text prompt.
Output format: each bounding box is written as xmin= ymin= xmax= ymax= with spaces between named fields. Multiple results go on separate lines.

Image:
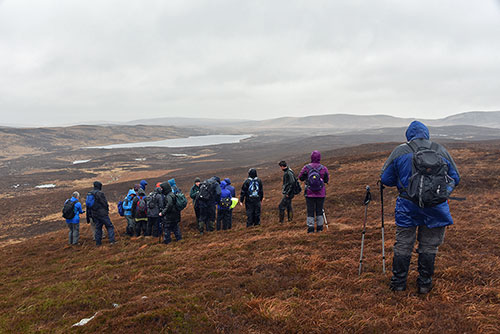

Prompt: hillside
xmin=1 ymin=141 xmax=500 ymax=333
xmin=0 ymin=125 xmax=213 ymax=157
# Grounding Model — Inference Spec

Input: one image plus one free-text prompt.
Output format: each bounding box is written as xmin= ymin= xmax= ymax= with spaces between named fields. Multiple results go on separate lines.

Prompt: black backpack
xmin=62 ymin=199 xmax=76 ymax=219
xmin=289 ymin=169 xmax=302 ymax=195
xmin=403 ymin=141 xmax=454 ymax=208
xmin=198 ymin=181 xmax=213 ymax=201
xmin=220 ymin=196 xmax=232 ymax=209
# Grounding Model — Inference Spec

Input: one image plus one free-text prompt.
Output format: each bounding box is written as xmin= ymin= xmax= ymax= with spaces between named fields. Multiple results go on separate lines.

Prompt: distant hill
xmin=125 ymin=111 xmax=500 ymax=132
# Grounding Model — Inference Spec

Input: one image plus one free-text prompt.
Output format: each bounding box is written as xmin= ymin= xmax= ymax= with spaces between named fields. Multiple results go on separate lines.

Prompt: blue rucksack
xmin=306 ymin=165 xmax=324 ymax=192
xmin=86 ymin=192 xmax=96 ymax=209
xmin=248 ymin=178 xmax=260 ymax=198
xmin=117 ymin=200 xmax=125 ymax=216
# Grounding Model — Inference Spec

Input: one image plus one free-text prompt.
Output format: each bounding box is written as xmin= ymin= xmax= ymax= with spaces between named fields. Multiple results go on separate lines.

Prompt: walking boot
xmin=390 ymin=254 xmax=412 ymax=291
xmin=307 ymin=217 xmax=315 ymax=233
xmin=288 ymin=211 xmax=293 ymax=222
xmin=417 ymin=253 xmax=436 ymax=294
xmin=316 ymin=216 xmax=324 ymax=232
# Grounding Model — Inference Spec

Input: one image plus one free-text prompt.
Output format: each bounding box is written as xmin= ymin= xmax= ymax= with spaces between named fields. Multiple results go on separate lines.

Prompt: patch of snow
xmin=171 ymin=154 xmax=188 ymax=157
xmin=12 ymin=184 xmax=20 ymax=189
xmin=73 ymin=159 xmax=91 ymax=164
xmin=35 ymin=184 xmax=56 ymax=189
xmin=134 ymin=158 xmax=147 ymax=161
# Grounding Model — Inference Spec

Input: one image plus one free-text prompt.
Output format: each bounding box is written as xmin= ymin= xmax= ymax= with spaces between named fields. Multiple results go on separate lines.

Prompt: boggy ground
xmin=1 ymin=141 xmax=500 ymax=333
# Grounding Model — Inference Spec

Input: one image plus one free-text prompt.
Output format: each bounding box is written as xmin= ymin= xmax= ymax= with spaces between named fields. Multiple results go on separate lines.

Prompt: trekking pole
xmin=378 ymin=180 xmax=386 ymax=274
xmin=322 ymin=209 xmax=329 ymax=230
xmin=359 ymin=185 xmax=371 ymax=276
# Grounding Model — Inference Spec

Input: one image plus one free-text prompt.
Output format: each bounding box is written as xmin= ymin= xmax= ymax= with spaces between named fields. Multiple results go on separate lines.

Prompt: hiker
xmin=217 ymin=180 xmax=233 ymax=230
xmin=140 ymin=180 xmax=148 ymax=191
xmin=86 ymin=181 xmax=116 ymax=246
xmin=224 ymin=178 xmax=236 ymax=229
xmin=197 ymin=176 xmax=221 ymax=234
xmin=190 ymin=177 xmax=202 ymax=227
xmin=63 ymin=191 xmax=84 ymax=245
xmin=381 ymin=121 xmax=460 ymax=294
xmin=132 ymin=188 xmax=148 ymax=237
xmin=159 ymin=182 xmax=182 ymax=244
xmin=146 ymin=183 xmax=164 ymax=237
xmin=240 ymin=168 xmax=264 ymax=227
xmin=122 ymin=189 xmax=136 ymax=236
xmin=298 ymin=151 xmax=330 ymax=233
xmin=278 ymin=160 xmax=297 ymax=223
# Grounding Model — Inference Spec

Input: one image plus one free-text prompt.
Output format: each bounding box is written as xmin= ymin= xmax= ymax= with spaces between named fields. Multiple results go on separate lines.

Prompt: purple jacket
xmin=298 ymin=150 xmax=330 ymax=198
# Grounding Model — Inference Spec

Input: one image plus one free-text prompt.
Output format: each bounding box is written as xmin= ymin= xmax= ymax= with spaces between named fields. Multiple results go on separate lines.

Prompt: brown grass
xmin=0 ymin=143 xmax=499 ymax=333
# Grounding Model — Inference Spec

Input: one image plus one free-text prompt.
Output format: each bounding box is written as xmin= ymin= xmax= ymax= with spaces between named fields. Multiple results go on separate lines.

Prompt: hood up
xmin=160 ymin=182 xmax=172 ymax=195
xmin=127 ymin=189 xmax=136 ymax=197
xmin=224 ymin=178 xmax=231 ymax=185
xmin=248 ymin=168 xmax=257 ymax=178
xmin=140 ymin=180 xmax=148 ymax=190
xmin=311 ymin=150 xmax=321 ymax=163
xmin=405 ymin=121 xmax=430 ymax=141
xmin=220 ymin=181 xmax=227 ymax=189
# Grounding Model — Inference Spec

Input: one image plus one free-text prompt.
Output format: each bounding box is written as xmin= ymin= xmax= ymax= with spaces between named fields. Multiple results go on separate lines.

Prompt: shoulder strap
xmin=406 ymin=141 xmax=417 ymax=152
xmin=430 ymin=142 xmax=439 ymax=152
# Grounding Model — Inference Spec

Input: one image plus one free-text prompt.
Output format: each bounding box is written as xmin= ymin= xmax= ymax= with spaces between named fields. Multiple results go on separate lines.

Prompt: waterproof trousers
xmin=93 ymin=215 xmax=116 ymax=246
xmin=245 ymin=200 xmax=261 ymax=227
xmin=390 ymin=225 xmax=445 ymax=290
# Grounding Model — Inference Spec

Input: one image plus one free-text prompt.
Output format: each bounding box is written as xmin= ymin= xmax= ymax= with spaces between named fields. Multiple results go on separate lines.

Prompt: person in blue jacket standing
xmin=122 ymin=189 xmax=136 ymax=236
xmin=381 ymin=121 xmax=460 ymax=294
xmin=65 ymin=191 xmax=84 ymax=245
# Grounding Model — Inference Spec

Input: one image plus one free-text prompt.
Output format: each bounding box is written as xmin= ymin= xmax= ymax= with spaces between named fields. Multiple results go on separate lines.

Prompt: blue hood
xmin=406 ymin=121 xmax=430 ymax=141
xmin=220 ymin=181 xmax=227 ymax=190
xmin=140 ymin=180 xmax=148 ymax=190
xmin=224 ymin=178 xmax=231 ymax=185
xmin=127 ymin=189 xmax=136 ymax=199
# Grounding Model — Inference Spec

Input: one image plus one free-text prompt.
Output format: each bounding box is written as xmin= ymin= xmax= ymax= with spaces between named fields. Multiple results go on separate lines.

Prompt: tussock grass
xmin=1 ymin=143 xmax=500 ymax=333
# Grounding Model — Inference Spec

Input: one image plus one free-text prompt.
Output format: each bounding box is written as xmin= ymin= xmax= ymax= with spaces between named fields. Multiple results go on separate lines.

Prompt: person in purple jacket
xmin=298 ymin=150 xmax=330 ymax=233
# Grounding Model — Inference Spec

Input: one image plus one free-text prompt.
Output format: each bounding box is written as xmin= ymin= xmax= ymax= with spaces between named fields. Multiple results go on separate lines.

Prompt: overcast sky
xmin=1 ymin=0 xmax=500 ymax=126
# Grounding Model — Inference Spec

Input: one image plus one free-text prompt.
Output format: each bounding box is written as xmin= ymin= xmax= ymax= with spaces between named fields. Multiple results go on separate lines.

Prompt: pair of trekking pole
xmin=358 ymin=182 xmax=386 ymax=275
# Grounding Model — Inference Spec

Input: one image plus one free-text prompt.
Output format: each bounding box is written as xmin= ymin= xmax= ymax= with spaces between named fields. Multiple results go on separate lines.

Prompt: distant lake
xmin=86 ymin=134 xmax=252 ymax=149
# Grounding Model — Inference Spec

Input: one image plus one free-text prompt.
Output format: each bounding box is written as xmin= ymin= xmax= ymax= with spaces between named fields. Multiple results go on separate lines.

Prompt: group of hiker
xmin=62 ymin=121 xmax=460 ymax=294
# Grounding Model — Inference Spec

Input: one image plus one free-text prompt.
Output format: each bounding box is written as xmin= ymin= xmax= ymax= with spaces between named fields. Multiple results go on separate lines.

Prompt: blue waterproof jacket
xmin=218 ymin=181 xmax=232 ymax=210
xmin=65 ymin=197 xmax=84 ymax=224
xmin=122 ymin=189 xmax=136 ymax=216
xmin=224 ymin=178 xmax=236 ymax=198
xmin=381 ymin=121 xmax=460 ymax=228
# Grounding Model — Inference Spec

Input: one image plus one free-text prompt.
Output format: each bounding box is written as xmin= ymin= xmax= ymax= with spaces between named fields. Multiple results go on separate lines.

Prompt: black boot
xmin=417 ymin=253 xmax=436 ymax=294
xmin=279 ymin=211 xmax=285 ymax=224
xmin=390 ymin=254 xmax=412 ymax=291
xmin=316 ymin=225 xmax=323 ymax=232
xmin=307 ymin=226 xmax=315 ymax=233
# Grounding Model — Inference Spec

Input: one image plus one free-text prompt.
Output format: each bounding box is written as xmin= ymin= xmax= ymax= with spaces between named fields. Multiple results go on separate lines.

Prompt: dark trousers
xmin=278 ymin=195 xmax=293 ymax=222
xmin=94 ymin=215 xmax=116 ymax=245
xmin=306 ymin=197 xmax=325 ymax=217
xmin=217 ymin=208 xmax=232 ymax=230
xmin=135 ymin=218 xmax=147 ymax=236
xmin=199 ymin=200 xmax=216 ymax=232
xmin=194 ymin=201 xmax=200 ymax=221
xmin=245 ymin=200 xmax=261 ymax=227
xmin=148 ymin=217 xmax=161 ymax=237
xmin=164 ymin=223 xmax=182 ymax=244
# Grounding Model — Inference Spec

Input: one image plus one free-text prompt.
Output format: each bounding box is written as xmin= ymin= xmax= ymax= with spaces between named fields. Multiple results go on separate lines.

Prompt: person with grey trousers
xmin=381 ymin=121 xmax=460 ymax=294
